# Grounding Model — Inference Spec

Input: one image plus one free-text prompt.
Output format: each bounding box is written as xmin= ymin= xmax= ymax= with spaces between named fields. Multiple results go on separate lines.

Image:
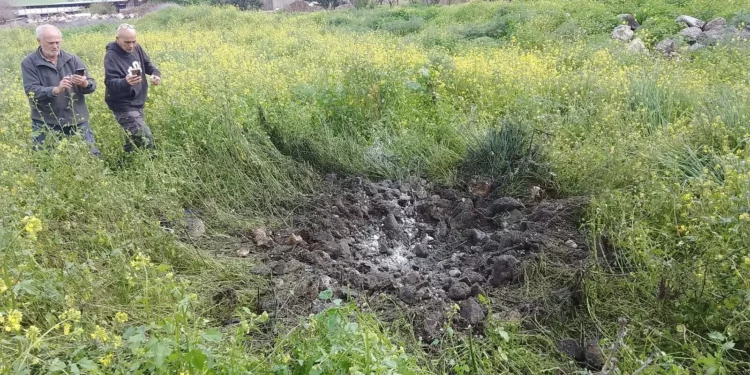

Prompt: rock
xmin=413 ymin=244 xmax=429 ymax=258
xmin=488 ymin=197 xmax=523 ymax=216
xmin=185 ymin=218 xmax=205 ymax=237
xmin=584 ymin=340 xmax=605 ymax=371
xmin=655 ymin=38 xmax=677 ymax=56
xmin=271 ymin=259 xmax=305 ymax=275
xmin=464 ymin=228 xmax=487 ymax=245
xmin=286 ymin=233 xmax=305 ymax=245
xmin=460 ymin=298 xmax=486 ymax=326
xmin=435 ymin=220 xmax=448 ymax=239
xmin=489 ymin=255 xmax=521 ymax=286
xmin=507 ymin=209 xmax=524 ymax=223
xmin=449 ymin=211 xmax=475 ymax=230
xmin=491 ymin=230 xmax=524 ymax=249
xmin=403 ymin=271 xmax=424 ymax=286
xmin=447 ymin=282 xmax=471 ymax=300
xmin=676 ymin=15 xmax=705 ymax=28
xmin=461 ymin=270 xmax=486 ymax=285
xmin=699 ymin=25 xmax=739 ymax=45
xmin=236 ymin=245 xmax=251 ymax=257
xmin=627 ymin=38 xmax=648 ymax=54
xmin=679 ymin=26 xmax=703 ymax=43
xmin=399 ymin=285 xmax=419 ymax=305
xmin=448 ymin=269 xmax=462 ymax=278
xmin=557 ymin=338 xmax=585 ymax=362
xmin=421 ymin=311 xmax=443 ymax=342
xmin=482 ymin=240 xmax=501 ymax=253
xmin=611 ymin=25 xmax=634 ymax=41
xmin=469 ymin=283 xmax=485 ymax=297
xmin=469 ymin=180 xmax=492 ymax=197
xmin=384 ymin=213 xmax=399 ymax=230
xmin=703 ymin=17 xmax=727 ymax=31
xmin=252 ymin=227 xmax=274 ymax=247
xmin=565 ymin=239 xmax=578 ymax=249
xmin=365 ymin=271 xmax=391 ymax=290
xmin=72 ymin=12 xmax=91 ymax=18
xmin=91 ymin=14 xmax=100 ymax=20
xmin=337 ymin=240 xmax=352 ymax=259
xmin=115 ymin=13 xmax=125 ymax=19
xmin=617 ymin=13 xmax=639 ymax=30
xmin=688 ymin=43 xmax=707 ymax=52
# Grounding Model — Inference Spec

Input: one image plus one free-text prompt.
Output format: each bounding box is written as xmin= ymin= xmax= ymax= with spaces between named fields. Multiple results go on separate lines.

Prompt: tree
xmin=0 ymin=0 xmax=16 ymax=25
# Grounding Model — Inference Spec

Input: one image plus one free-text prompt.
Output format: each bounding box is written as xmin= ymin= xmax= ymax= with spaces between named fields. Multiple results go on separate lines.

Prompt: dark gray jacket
xmin=21 ymin=48 xmax=96 ymax=126
xmin=104 ymin=42 xmax=161 ymax=112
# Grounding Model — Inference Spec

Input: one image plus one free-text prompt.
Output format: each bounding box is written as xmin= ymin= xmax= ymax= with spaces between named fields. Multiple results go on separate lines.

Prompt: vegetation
xmin=0 ymin=0 xmax=749 ymax=373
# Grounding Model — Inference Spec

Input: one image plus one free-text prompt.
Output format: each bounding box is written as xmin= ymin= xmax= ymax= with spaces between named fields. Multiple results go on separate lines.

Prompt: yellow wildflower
xmin=90 ymin=325 xmax=109 ymax=343
xmin=4 ymin=310 xmax=22 ymax=332
xmin=62 ymin=323 xmax=72 ymax=336
xmin=114 ymin=312 xmax=128 ymax=324
xmin=112 ymin=335 xmax=123 ymax=348
xmin=21 ymin=216 xmax=42 ymax=240
xmin=130 ymin=253 xmax=152 ymax=270
xmin=740 ymin=213 xmax=750 ymax=222
xmin=24 ymin=325 xmax=40 ymax=341
xmin=99 ymin=353 xmax=114 ymax=367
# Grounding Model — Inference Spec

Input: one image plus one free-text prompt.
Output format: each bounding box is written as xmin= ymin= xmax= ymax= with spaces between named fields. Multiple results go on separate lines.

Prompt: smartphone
xmin=131 ymin=68 xmax=141 ymax=76
xmin=75 ymin=68 xmax=85 ymax=76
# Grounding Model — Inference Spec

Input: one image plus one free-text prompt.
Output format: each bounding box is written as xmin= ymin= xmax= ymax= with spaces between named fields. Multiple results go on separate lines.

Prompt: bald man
xmin=104 ymin=23 xmax=161 ymax=153
xmin=21 ymin=25 xmax=100 ymax=156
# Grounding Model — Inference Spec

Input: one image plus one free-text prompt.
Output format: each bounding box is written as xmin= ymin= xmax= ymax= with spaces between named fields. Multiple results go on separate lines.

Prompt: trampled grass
xmin=1 ymin=0 xmax=749 ymax=373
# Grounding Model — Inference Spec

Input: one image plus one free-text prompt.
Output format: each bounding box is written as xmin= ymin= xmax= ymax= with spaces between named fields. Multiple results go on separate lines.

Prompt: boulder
xmin=655 ymin=38 xmax=677 ymax=56
xmin=703 ymin=17 xmax=727 ymax=31
xmin=459 ymin=298 xmax=486 ymax=326
xmin=617 ymin=13 xmax=640 ymax=30
xmin=676 ymin=15 xmax=705 ymax=28
xmin=611 ymin=25 xmax=634 ymax=41
xmin=626 ymin=38 xmax=648 ymax=54
xmin=679 ymin=26 xmax=703 ymax=43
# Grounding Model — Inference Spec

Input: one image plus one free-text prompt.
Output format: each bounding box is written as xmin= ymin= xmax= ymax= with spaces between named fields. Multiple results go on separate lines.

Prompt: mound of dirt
xmin=245 ymin=175 xmax=590 ymax=341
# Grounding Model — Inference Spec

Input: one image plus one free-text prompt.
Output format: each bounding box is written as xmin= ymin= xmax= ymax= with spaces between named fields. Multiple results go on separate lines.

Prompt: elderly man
xmin=104 ymin=23 xmax=161 ymax=153
xmin=21 ymin=24 xmax=99 ymax=156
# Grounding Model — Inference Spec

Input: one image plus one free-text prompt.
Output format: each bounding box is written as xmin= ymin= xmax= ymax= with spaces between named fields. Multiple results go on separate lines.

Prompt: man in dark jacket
xmin=21 ymin=24 xmax=100 ymax=156
xmin=104 ymin=23 xmax=161 ymax=153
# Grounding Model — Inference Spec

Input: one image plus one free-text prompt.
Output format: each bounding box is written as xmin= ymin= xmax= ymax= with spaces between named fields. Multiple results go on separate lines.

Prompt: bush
xmin=88 ymin=2 xmax=117 ymax=15
xmin=0 ymin=0 xmax=14 ymax=24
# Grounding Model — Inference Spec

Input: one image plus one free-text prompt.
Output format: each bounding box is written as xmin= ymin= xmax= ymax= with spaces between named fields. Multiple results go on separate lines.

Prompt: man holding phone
xmin=21 ymin=24 xmax=100 ymax=156
xmin=104 ymin=23 xmax=161 ymax=153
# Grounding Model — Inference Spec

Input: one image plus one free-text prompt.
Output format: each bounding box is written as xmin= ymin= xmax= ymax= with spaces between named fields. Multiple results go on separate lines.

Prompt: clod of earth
xmin=447 ymin=281 xmax=471 ymax=300
xmin=489 ymin=255 xmax=521 ymax=286
xmin=584 ymin=340 xmax=605 ymax=371
xmin=460 ymin=298 xmax=486 ymax=326
xmin=488 ymin=197 xmax=524 ymax=216
xmin=253 ymin=227 xmax=274 ymax=247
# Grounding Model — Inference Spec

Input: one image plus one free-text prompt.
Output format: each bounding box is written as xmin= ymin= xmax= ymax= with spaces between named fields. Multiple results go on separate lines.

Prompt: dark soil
xmin=237 ymin=174 xmax=590 ymax=342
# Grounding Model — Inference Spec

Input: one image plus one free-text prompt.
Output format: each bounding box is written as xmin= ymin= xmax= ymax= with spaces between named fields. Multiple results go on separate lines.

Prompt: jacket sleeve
xmin=74 ymin=56 xmax=96 ymax=95
xmin=141 ymin=46 xmax=161 ymax=77
xmin=21 ymin=59 xmax=56 ymax=100
xmin=104 ymin=51 xmax=131 ymax=94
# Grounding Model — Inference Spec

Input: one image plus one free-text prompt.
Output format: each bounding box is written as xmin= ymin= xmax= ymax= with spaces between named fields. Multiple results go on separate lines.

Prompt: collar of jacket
xmin=34 ymin=47 xmax=73 ymax=69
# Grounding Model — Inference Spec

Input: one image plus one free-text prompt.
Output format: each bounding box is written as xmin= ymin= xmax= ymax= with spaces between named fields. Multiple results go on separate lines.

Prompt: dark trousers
xmin=31 ymin=120 xmax=101 ymax=157
xmin=113 ymin=109 xmax=155 ymax=153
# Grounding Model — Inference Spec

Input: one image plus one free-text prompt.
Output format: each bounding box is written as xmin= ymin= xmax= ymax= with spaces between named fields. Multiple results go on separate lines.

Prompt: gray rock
xmin=413 ymin=244 xmax=429 ymax=258
xmin=482 ymin=240 xmax=502 ymax=253
xmin=399 ymin=286 xmax=419 ymax=305
xmin=676 ymin=15 xmax=705 ymax=28
xmin=703 ymin=17 xmax=727 ymax=31
xmin=421 ymin=311 xmax=444 ymax=342
xmin=365 ymin=271 xmax=391 ymax=290
xmin=611 ymin=25 xmax=634 ymax=41
xmin=403 ymin=271 xmax=424 ymax=286
xmin=679 ymin=26 xmax=703 ymax=42
xmin=460 ymin=298 xmax=486 ymax=326
xmin=627 ymin=38 xmax=648 ymax=54
xmin=461 ymin=270 xmax=486 ymax=285
xmin=655 ymin=38 xmax=677 ymax=56
xmin=271 ymin=259 xmax=305 ymax=275
xmin=449 ymin=211 xmax=475 ymax=230
xmin=185 ymin=217 xmax=205 ymax=237
xmin=384 ymin=213 xmax=399 ymax=230
xmin=464 ymin=228 xmax=487 ymax=245
xmin=565 ymin=239 xmax=578 ymax=249
xmin=448 ymin=269 xmax=462 ymax=278
xmin=488 ymin=197 xmax=523 ymax=215
xmin=489 ymin=255 xmax=521 ymax=286
xmin=507 ymin=209 xmax=524 ymax=223
xmin=617 ymin=13 xmax=640 ymax=29
xmin=699 ymin=25 xmax=739 ymax=45
xmin=447 ymin=282 xmax=471 ymax=300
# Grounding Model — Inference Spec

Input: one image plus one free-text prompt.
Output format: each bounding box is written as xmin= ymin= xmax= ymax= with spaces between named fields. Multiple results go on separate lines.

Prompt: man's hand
xmin=150 ymin=75 xmax=161 ymax=86
xmin=71 ymin=74 xmax=89 ymax=88
xmin=52 ymin=77 xmax=73 ymax=96
xmin=126 ymin=74 xmax=142 ymax=86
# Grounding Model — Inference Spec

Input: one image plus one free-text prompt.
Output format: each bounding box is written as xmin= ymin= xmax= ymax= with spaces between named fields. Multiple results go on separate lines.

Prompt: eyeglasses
xmin=117 ymin=23 xmax=135 ymax=31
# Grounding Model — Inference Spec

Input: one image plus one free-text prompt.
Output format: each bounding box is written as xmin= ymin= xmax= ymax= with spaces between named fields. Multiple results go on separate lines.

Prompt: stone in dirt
xmin=584 ymin=340 xmax=605 ymax=371
xmin=460 ymin=298 xmax=486 ymax=326
xmin=285 ymin=233 xmax=305 ymax=245
xmin=448 ymin=269 xmax=461 ymax=278
xmin=507 ymin=209 xmax=524 ymax=223
xmin=464 ymin=228 xmax=487 ymax=245
xmin=421 ymin=310 xmax=444 ymax=342
xmin=399 ymin=285 xmax=419 ymax=305
xmin=655 ymin=38 xmax=676 ymax=56
xmin=488 ymin=197 xmax=523 ymax=216
xmin=253 ymin=228 xmax=274 ymax=247
xmin=565 ymin=239 xmax=578 ymax=249
xmin=450 ymin=211 xmax=476 ymax=231
xmin=482 ymin=240 xmax=502 ymax=253
xmin=617 ymin=14 xmax=640 ymax=30
xmin=384 ymin=213 xmax=399 ymax=230
xmin=185 ymin=218 xmax=205 ymax=238
xmin=447 ymin=282 xmax=471 ymax=301
xmin=413 ymin=243 xmax=429 ymax=258
xmin=489 ymin=255 xmax=521 ymax=286
xmin=272 ymin=259 xmax=305 ymax=275
xmin=365 ymin=271 xmax=392 ymax=290
xmin=611 ymin=25 xmax=634 ymax=41
xmin=461 ymin=270 xmax=486 ymax=285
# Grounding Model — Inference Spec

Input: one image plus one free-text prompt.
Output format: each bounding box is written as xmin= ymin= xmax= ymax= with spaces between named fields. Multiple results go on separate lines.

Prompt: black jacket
xmin=103 ymin=42 xmax=161 ymax=112
xmin=21 ymin=48 xmax=96 ymax=126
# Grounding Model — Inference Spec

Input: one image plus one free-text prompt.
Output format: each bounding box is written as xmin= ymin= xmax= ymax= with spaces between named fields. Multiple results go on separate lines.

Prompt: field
xmin=1 ymin=0 xmax=750 ymax=373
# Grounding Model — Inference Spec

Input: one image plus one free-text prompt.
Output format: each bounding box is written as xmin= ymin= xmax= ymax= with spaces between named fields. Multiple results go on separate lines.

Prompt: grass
xmin=1 ymin=0 xmax=750 ymax=373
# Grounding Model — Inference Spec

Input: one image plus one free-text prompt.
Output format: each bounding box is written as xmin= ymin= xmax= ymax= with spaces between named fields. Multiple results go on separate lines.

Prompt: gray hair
xmin=35 ymin=24 xmax=62 ymax=39
xmin=116 ymin=23 xmax=135 ymax=37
